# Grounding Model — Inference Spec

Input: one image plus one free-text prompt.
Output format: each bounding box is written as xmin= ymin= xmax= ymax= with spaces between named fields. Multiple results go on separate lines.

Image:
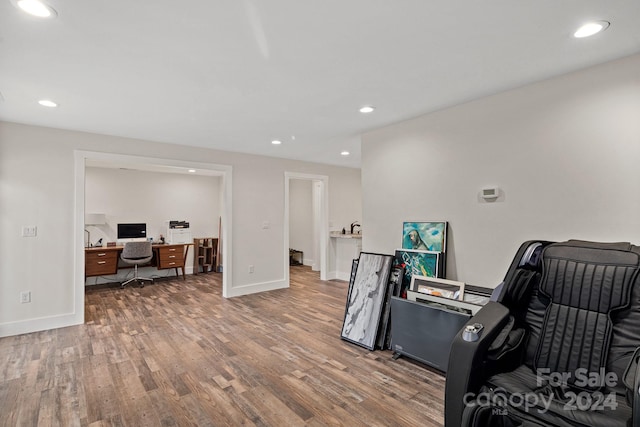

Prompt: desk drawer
xmin=157 ymin=245 xmax=185 ymax=268
xmin=85 ymin=251 xmax=119 ymax=276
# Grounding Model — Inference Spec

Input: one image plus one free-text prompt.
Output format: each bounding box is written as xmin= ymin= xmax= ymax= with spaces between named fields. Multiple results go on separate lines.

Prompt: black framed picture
xmin=376 ymin=265 xmax=405 ymax=350
xmin=341 ymin=252 xmax=394 ymax=350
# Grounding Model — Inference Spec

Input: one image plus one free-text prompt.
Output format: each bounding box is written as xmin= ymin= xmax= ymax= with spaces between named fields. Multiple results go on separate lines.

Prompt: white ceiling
xmin=1 ymin=1 xmax=639 ymax=168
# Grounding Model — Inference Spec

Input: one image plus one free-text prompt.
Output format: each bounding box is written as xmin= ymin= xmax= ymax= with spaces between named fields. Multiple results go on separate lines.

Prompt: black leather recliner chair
xmin=445 ymin=240 xmax=640 ymax=427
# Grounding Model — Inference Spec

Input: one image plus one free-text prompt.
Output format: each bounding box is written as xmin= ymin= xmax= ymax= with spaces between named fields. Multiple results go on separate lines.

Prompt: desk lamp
xmin=85 ymin=213 xmax=106 ymax=247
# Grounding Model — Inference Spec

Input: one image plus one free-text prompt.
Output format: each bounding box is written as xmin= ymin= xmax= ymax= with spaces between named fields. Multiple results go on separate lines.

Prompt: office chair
xmin=120 ymin=241 xmax=154 ymax=288
xmin=445 ymin=239 xmax=640 ymax=427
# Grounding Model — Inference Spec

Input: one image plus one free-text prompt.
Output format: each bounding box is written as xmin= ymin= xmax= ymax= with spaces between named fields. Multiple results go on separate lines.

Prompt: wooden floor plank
xmin=0 ymin=266 xmax=445 ymax=426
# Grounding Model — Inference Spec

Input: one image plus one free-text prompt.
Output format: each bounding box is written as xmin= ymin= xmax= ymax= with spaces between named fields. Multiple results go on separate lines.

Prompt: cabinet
xmin=193 ymin=237 xmax=218 ymax=274
xmin=85 ymin=248 xmax=119 ymax=277
xmin=155 ymin=244 xmax=189 ymax=280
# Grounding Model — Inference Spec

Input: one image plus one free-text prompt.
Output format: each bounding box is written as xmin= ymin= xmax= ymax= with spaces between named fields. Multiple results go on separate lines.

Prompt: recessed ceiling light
xmin=188 ymin=169 xmax=196 ymax=173
xmin=359 ymin=106 xmax=375 ymax=113
xmin=38 ymin=99 xmax=57 ymax=107
xmin=15 ymin=0 xmax=57 ymax=18
xmin=271 ymin=140 xmax=282 ymax=145
xmin=341 ymin=151 xmax=350 ymax=156
xmin=574 ymin=21 xmax=610 ymax=38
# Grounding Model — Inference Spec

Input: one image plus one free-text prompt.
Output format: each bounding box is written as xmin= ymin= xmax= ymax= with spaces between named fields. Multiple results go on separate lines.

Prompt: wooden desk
xmin=85 ymin=243 xmax=192 ymax=280
xmin=85 ymin=246 xmax=120 ymax=277
xmin=155 ymin=244 xmax=190 ymax=279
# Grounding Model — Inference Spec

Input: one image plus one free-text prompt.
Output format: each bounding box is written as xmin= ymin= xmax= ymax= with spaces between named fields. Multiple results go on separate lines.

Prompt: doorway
xmin=74 ymin=151 xmax=233 ymax=324
xmin=284 ymin=172 xmax=328 ymax=283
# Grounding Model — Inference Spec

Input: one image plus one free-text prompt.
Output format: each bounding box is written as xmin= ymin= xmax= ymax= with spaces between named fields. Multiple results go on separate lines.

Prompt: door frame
xmin=74 ymin=150 xmax=233 ymax=323
xmin=284 ymin=172 xmax=329 ymax=282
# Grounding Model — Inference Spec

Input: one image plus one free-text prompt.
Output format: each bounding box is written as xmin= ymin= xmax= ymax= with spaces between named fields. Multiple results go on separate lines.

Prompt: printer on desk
xmin=166 ymin=220 xmax=192 ymax=244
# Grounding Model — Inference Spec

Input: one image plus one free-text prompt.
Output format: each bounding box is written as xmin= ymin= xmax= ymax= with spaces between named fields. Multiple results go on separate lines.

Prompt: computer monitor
xmin=117 ymin=223 xmax=147 ymax=239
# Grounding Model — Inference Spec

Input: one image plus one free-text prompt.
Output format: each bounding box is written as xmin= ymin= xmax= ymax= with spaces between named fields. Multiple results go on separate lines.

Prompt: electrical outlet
xmin=20 ymin=291 xmax=31 ymax=303
xmin=248 ymin=265 xmax=254 ymax=273
xmin=22 ymin=226 xmax=37 ymax=237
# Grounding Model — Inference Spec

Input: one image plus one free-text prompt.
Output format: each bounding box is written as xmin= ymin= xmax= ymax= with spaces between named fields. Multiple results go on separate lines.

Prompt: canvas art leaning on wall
xmin=402 ymin=221 xmax=447 ymax=252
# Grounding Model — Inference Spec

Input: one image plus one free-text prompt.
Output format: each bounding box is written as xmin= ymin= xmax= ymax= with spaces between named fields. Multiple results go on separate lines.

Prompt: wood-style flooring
xmin=0 ymin=266 xmax=445 ymax=426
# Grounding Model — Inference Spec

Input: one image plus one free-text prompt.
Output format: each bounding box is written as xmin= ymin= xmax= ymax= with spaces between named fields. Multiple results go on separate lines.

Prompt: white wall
xmin=362 ymin=53 xmax=640 ymax=288
xmin=289 ymin=179 xmax=313 ymax=266
xmin=0 ymin=122 xmax=361 ymax=336
xmin=84 ymin=167 xmax=221 ymax=283
xmin=329 ymin=174 xmax=362 ymax=235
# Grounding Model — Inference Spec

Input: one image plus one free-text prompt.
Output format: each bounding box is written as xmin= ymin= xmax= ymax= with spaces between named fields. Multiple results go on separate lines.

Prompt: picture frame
xmin=341 ymin=252 xmax=394 ymax=350
xmin=376 ymin=265 xmax=405 ymax=350
xmin=410 ymin=275 xmax=465 ymax=300
xmin=463 ymin=284 xmax=493 ymax=306
xmin=344 ymin=258 xmax=359 ymax=313
xmin=406 ymin=290 xmax=482 ymax=316
xmin=389 ymin=265 xmax=405 ymax=297
xmin=402 ymin=221 xmax=447 ymax=253
xmin=393 ymin=249 xmax=440 ymax=294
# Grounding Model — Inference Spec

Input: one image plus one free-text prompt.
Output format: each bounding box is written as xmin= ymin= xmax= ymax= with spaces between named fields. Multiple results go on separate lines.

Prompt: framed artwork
xmin=463 ymin=284 xmax=493 ymax=306
xmin=345 ymin=258 xmax=359 ymax=313
xmin=389 ymin=265 xmax=405 ymax=297
xmin=402 ymin=221 xmax=447 ymax=253
xmin=410 ymin=275 xmax=465 ymax=300
xmin=393 ymin=249 xmax=440 ymax=294
xmin=376 ymin=265 xmax=405 ymax=350
xmin=341 ymin=252 xmax=394 ymax=350
xmin=406 ymin=291 xmax=482 ymax=316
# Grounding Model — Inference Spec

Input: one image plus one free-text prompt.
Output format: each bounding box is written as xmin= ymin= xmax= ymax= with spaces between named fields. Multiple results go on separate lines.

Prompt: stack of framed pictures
xmin=394 ymin=221 xmax=448 ymax=296
xmin=341 ymin=252 xmax=399 ymax=351
xmin=407 ymin=275 xmax=482 ymax=315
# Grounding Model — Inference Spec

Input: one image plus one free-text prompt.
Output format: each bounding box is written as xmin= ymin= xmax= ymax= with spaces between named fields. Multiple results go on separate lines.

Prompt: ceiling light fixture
xmin=271 ymin=140 xmax=282 ymax=145
xmin=341 ymin=151 xmax=350 ymax=156
xmin=574 ymin=21 xmax=610 ymax=38
xmin=188 ymin=169 xmax=196 ymax=173
xmin=15 ymin=0 xmax=57 ymax=18
xmin=38 ymin=99 xmax=57 ymax=107
xmin=359 ymin=106 xmax=375 ymax=113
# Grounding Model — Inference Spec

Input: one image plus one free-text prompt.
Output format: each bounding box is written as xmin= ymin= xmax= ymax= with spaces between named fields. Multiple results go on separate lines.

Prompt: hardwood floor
xmin=0 ymin=267 xmax=445 ymax=426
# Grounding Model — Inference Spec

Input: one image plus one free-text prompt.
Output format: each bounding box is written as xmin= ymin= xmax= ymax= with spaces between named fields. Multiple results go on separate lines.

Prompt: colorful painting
xmin=393 ymin=249 xmax=440 ymax=294
xmin=402 ymin=221 xmax=447 ymax=252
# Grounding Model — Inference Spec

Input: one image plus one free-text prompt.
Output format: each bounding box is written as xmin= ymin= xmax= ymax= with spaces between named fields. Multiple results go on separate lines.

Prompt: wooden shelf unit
xmin=193 ymin=237 xmax=218 ymax=274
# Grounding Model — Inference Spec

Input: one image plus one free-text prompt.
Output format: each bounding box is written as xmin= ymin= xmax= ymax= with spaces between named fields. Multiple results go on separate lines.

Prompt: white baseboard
xmin=327 ymin=271 xmax=350 ymax=281
xmin=0 ymin=312 xmax=82 ymax=338
xmin=225 ymin=279 xmax=288 ymax=298
xmin=335 ymin=271 xmax=350 ymax=281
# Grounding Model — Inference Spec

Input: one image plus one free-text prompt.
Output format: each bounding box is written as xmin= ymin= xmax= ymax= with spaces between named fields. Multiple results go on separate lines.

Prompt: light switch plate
xmin=22 ymin=226 xmax=37 ymax=237
xmin=20 ymin=291 xmax=31 ymax=303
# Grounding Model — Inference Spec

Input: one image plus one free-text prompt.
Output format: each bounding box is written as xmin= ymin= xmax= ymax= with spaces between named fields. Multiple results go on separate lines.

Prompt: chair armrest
xmin=444 ymin=301 xmax=511 ymax=427
xmin=623 ymin=347 xmax=640 ymax=427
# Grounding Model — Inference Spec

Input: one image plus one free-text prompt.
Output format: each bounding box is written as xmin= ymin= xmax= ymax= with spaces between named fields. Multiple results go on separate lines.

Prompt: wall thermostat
xmin=481 ymin=187 xmax=499 ymax=199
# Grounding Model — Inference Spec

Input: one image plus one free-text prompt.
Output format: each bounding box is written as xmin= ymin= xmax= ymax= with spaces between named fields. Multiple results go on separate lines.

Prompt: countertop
xmin=330 ymin=232 xmax=362 ymax=239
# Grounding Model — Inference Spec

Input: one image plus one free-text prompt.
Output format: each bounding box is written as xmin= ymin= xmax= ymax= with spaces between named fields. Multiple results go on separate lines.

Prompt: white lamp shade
xmin=85 ymin=213 xmax=106 ymax=225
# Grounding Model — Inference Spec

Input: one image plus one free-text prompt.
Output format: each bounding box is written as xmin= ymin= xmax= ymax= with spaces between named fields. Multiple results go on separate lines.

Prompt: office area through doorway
xmin=74 ymin=151 xmax=232 ymax=323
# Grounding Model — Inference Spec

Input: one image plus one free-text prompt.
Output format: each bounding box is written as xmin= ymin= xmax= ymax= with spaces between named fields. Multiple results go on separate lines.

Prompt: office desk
xmin=85 ymin=243 xmax=192 ymax=280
